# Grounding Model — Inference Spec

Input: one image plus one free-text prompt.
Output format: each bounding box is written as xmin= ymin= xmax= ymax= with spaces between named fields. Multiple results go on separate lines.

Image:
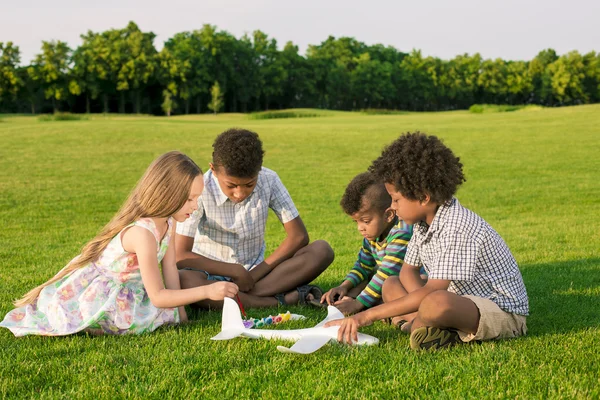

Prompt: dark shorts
xmin=182 ymin=268 xmax=232 ymax=282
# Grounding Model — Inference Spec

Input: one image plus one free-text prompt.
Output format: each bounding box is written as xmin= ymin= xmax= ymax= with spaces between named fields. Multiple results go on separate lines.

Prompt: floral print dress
xmin=0 ymin=218 xmax=179 ymax=336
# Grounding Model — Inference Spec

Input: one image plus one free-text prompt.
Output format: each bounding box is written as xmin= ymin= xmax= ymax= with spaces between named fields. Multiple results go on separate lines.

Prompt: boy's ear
xmin=384 ymin=207 xmax=396 ymax=222
xmin=419 ymin=193 xmax=431 ymax=206
xmin=209 ymin=163 xmax=216 ymax=173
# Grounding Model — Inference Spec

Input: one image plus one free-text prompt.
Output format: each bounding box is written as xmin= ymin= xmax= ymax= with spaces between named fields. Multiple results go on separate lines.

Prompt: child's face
xmin=384 ymin=183 xmax=428 ymax=225
xmin=211 ymin=165 xmax=258 ymax=204
xmin=173 ymin=175 xmax=204 ymax=223
xmin=350 ymin=203 xmax=394 ymax=242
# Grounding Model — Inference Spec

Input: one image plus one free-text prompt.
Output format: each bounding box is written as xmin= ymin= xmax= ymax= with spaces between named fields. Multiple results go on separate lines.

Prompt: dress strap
xmin=130 ymin=218 xmax=160 ymax=244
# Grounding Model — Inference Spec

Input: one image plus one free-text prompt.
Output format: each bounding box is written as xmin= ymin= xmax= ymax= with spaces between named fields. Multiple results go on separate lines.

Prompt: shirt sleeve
xmin=344 ymin=239 xmax=376 ymax=287
xmin=175 ymin=198 xmax=204 ymax=237
xmin=356 ymin=224 xmax=412 ymax=308
xmin=426 ymin=231 xmax=478 ymax=281
xmin=268 ymin=172 xmax=299 ymax=224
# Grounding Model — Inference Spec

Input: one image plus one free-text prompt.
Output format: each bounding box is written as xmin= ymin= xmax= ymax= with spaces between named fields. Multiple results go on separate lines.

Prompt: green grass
xmin=1 ymin=105 xmax=599 ymax=398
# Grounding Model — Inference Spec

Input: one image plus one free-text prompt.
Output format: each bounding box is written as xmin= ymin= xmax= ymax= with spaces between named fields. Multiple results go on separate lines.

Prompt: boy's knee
xmin=418 ymin=290 xmax=453 ymax=324
xmin=310 ymin=240 xmax=335 ymax=266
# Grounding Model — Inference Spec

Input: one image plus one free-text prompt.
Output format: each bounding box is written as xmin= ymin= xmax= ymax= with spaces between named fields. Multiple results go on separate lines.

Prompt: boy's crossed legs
xmin=382 ymin=276 xmax=526 ymax=350
xmin=179 ymin=240 xmax=334 ymax=309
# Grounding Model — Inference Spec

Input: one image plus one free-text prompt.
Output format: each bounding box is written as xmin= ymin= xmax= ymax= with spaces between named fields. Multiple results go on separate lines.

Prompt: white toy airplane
xmin=211 ymin=297 xmax=379 ymax=354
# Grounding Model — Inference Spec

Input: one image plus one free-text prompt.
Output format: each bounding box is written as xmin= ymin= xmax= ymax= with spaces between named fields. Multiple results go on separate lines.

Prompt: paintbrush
xmin=235 ymin=294 xmax=247 ymax=318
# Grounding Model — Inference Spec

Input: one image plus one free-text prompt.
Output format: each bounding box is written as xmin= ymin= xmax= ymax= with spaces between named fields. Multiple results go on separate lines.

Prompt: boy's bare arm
xmin=400 ymin=263 xmax=427 ymax=292
xmin=249 ymin=216 xmax=309 ymax=281
xmin=361 ymin=278 xmax=449 ymax=322
xmin=174 ymin=233 xmax=245 ymax=278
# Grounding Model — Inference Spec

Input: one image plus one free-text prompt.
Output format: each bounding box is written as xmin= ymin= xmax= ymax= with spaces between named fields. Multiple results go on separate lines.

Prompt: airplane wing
xmin=314 ymin=305 xmax=345 ymax=328
xmin=277 ymin=335 xmax=332 ymax=354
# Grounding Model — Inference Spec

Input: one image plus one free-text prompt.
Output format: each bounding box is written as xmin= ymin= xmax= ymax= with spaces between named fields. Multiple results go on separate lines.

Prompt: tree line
xmin=1 ymin=21 xmax=598 ymax=115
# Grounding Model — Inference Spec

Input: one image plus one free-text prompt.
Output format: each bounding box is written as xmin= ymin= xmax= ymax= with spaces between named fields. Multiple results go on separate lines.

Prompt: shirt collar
xmin=210 ymin=172 xmax=230 ymax=206
xmin=210 ymin=168 xmax=264 ymax=207
xmin=414 ymin=197 xmax=456 ymax=237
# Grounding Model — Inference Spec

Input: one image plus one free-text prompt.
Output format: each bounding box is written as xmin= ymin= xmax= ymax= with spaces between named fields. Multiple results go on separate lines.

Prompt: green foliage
xmin=248 ymin=110 xmax=322 ymax=119
xmin=37 ymin=112 xmax=89 ymax=121
xmin=1 ymin=22 xmax=599 ymax=114
xmin=1 ymin=106 xmax=599 ymax=397
xmin=0 ymin=42 xmax=22 ymax=104
xmin=207 ymin=81 xmax=224 ymax=114
xmin=28 ymin=40 xmax=71 ymax=112
xmin=468 ymin=104 xmax=544 ymax=113
xmin=161 ymin=90 xmax=176 ymax=116
xmin=361 ymin=109 xmax=408 ymax=115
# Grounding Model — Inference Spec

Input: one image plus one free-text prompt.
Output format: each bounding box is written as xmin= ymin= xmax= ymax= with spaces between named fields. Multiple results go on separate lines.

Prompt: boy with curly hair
xmin=320 ymin=172 xmax=413 ymax=316
xmin=327 ymin=132 xmax=529 ymax=351
xmin=176 ymin=128 xmax=334 ymax=308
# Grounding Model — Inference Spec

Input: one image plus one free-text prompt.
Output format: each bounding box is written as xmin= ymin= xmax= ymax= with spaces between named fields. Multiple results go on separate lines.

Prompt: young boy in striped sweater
xmin=320 ymin=172 xmax=413 ymax=315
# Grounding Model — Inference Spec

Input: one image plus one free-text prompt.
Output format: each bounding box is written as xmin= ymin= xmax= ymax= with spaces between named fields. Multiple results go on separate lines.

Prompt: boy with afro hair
xmin=175 ymin=128 xmax=334 ymax=309
xmin=326 ymin=132 xmax=529 ymax=351
xmin=320 ymin=172 xmax=413 ymax=315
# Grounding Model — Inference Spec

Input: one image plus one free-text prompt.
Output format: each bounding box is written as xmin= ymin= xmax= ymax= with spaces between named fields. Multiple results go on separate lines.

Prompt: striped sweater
xmin=344 ymin=218 xmax=413 ymax=308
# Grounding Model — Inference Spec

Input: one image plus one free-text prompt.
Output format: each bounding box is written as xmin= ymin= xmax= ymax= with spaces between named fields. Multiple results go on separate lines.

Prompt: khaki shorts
xmin=458 ymin=295 xmax=527 ymax=342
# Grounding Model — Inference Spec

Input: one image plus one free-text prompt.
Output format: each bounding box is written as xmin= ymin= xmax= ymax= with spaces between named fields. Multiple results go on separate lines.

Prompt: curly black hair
xmin=212 ymin=128 xmax=264 ymax=178
xmin=369 ymin=132 xmax=466 ymax=203
xmin=340 ymin=172 xmax=391 ymax=215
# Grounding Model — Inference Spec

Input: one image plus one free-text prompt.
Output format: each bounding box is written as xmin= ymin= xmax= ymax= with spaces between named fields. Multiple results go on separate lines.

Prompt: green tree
xmin=0 ymin=42 xmax=23 ymax=107
xmin=529 ymin=49 xmax=558 ymax=105
xmin=307 ymin=36 xmax=365 ymax=109
xmin=477 ymin=58 xmax=508 ymax=104
xmin=582 ymin=51 xmax=600 ymax=103
xmin=548 ymin=51 xmax=588 ymax=104
xmin=163 ymin=31 xmax=206 ymax=114
xmin=398 ymin=50 xmax=439 ymax=110
xmin=279 ymin=41 xmax=316 ymax=108
xmin=161 ymin=89 xmax=176 ymax=116
xmin=114 ymin=22 xmax=158 ymax=114
xmin=70 ymin=36 xmax=103 ymax=113
xmin=505 ymin=61 xmax=533 ymax=104
xmin=207 ymin=81 xmax=224 ymax=114
xmin=252 ymin=30 xmax=286 ymax=110
xmin=157 ymin=46 xmax=190 ymax=115
xmin=350 ymin=53 xmax=394 ymax=109
xmin=29 ymin=41 xmax=71 ymax=112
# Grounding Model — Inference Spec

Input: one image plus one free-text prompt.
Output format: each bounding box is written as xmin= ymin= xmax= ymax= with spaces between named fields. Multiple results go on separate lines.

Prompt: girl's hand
xmin=207 ymin=282 xmax=239 ymax=301
xmin=321 ymin=285 xmax=349 ymax=305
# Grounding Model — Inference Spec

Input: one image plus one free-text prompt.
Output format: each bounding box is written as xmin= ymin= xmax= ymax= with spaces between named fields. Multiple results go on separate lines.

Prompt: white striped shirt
xmin=176 ymin=167 xmax=299 ymax=270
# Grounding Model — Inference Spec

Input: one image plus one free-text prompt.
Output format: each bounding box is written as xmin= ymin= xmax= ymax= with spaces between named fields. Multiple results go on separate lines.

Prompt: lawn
xmin=0 ymin=105 xmax=599 ymax=399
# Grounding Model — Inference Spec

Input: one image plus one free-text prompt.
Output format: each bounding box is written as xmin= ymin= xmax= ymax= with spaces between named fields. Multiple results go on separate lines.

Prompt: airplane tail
xmin=210 ymin=297 xmax=246 ymax=340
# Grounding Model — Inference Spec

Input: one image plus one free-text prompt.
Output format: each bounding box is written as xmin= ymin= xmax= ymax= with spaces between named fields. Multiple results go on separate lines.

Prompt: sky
xmin=1 ymin=0 xmax=598 ymax=65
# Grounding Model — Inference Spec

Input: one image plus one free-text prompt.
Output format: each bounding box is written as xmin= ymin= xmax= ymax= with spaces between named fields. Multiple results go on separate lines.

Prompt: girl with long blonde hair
xmin=1 ymin=151 xmax=238 ymax=336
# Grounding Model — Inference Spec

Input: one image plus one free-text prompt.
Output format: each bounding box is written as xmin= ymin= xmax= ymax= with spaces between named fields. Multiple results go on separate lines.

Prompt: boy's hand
xmin=324 ymin=312 xmax=372 ymax=344
xmin=232 ymin=267 xmax=255 ymax=292
xmin=207 ymin=282 xmax=239 ymax=301
xmin=334 ymin=299 xmax=364 ymax=316
xmin=321 ymin=285 xmax=349 ymax=305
